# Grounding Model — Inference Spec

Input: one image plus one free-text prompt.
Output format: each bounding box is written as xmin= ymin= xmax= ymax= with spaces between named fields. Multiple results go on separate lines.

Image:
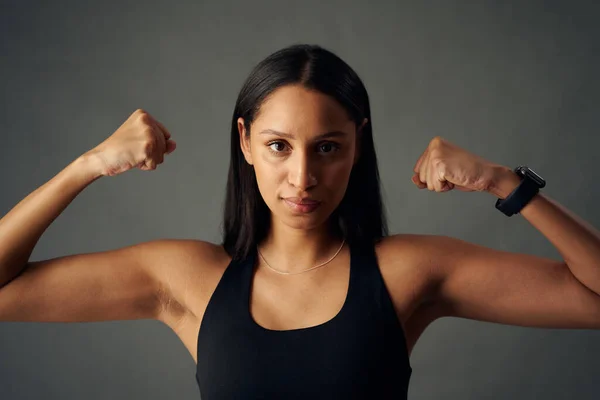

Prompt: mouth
xmin=283 ymin=197 xmax=320 ymax=205
xmin=282 ymin=197 xmax=321 ymax=213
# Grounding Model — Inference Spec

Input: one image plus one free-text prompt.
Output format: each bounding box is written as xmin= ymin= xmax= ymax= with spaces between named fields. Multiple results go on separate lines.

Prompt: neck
xmin=258 ymin=218 xmax=344 ymax=275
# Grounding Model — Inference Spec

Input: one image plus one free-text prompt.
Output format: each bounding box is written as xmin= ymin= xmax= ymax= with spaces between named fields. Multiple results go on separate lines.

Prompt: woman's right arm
xmin=0 ymin=109 xmax=179 ymax=323
xmin=0 ymin=154 xmax=104 ymax=288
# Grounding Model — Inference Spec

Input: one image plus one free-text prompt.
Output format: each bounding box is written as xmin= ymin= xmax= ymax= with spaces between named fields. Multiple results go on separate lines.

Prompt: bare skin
xmin=156 ymin=235 xmax=438 ymax=365
xmin=157 ymin=85 xmax=600 ymax=364
xmin=2 ymin=85 xmax=599 ymax=374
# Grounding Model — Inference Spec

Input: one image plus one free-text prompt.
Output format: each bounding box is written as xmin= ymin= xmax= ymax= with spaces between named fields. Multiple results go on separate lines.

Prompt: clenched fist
xmin=85 ymin=109 xmax=176 ymax=177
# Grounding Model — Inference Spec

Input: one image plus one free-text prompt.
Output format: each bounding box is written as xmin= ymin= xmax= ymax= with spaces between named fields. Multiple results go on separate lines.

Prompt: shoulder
xmin=140 ymin=238 xmax=230 ymax=274
xmin=374 ymin=233 xmax=449 ymax=306
xmin=374 ymin=233 xmax=443 ymax=270
xmin=375 ymin=232 xmax=458 ymax=272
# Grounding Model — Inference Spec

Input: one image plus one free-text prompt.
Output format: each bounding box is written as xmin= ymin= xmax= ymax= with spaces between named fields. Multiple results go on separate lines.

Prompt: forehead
xmin=253 ymin=85 xmax=353 ymax=131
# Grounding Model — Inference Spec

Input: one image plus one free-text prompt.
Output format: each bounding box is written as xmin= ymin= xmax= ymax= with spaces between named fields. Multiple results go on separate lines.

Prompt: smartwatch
xmin=495 ymin=166 xmax=546 ymax=217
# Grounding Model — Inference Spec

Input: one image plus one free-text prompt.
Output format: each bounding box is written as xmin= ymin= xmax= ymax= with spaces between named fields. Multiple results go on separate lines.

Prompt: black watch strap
xmin=494 ymin=171 xmax=540 ymax=217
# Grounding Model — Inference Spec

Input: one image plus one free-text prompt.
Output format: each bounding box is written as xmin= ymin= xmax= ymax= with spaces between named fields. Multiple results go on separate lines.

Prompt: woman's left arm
xmin=489 ymin=165 xmax=600 ymax=297
xmin=409 ymin=136 xmax=600 ymax=329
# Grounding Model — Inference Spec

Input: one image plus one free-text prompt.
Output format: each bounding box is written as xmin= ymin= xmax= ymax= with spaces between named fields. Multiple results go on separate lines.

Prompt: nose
xmin=288 ymin=151 xmax=317 ymax=190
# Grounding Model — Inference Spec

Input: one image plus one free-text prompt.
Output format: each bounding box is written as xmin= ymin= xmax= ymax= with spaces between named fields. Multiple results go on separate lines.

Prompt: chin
xmin=279 ymin=207 xmax=333 ymax=231
xmin=281 ymin=220 xmax=327 ymax=232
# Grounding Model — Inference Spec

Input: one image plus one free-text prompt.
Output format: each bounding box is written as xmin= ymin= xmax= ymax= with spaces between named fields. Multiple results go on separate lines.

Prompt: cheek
xmin=253 ymin=160 xmax=286 ymax=197
xmin=322 ymin=159 xmax=354 ymax=187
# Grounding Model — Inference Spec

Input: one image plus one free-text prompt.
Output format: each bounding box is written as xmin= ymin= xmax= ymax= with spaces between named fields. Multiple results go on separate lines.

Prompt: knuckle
xmin=144 ymin=138 xmax=156 ymax=152
xmin=437 ymin=163 xmax=447 ymax=177
xmin=142 ymin=126 xmax=154 ymax=137
xmin=144 ymin=159 xmax=156 ymax=170
xmin=430 ymin=146 xmax=443 ymax=157
xmin=432 ymin=156 xmax=444 ymax=168
xmin=430 ymin=136 xmax=444 ymax=149
xmin=139 ymin=113 xmax=151 ymax=125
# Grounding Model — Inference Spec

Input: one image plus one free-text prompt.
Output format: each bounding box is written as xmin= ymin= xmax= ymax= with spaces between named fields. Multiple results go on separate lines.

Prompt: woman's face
xmin=238 ymin=84 xmax=366 ymax=231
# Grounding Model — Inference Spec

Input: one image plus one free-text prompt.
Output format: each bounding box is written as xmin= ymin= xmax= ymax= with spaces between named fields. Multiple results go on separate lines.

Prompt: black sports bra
xmin=195 ymin=241 xmax=412 ymax=399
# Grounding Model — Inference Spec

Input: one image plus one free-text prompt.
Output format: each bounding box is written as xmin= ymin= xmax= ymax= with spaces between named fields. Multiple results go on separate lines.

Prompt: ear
xmin=237 ymin=117 xmax=253 ymax=165
xmin=354 ymin=117 xmax=368 ymax=165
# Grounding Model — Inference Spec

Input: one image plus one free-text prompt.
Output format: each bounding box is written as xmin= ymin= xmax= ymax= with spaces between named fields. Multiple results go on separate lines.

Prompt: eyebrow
xmin=258 ymin=129 xmax=348 ymax=140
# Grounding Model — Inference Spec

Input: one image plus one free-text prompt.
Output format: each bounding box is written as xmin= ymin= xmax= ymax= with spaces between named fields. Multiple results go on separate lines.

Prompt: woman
xmin=0 ymin=44 xmax=599 ymax=399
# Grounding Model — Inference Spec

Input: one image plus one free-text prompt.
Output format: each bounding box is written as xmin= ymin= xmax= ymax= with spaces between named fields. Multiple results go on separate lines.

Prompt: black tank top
xmin=195 ymin=241 xmax=412 ymax=399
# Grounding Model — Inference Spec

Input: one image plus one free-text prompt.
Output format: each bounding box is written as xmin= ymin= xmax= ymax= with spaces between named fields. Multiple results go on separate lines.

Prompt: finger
xmin=142 ymin=158 xmax=156 ymax=171
xmin=431 ymin=163 xmax=444 ymax=192
xmin=145 ymin=113 xmax=170 ymax=146
xmin=144 ymin=161 xmax=155 ymax=171
xmin=151 ymin=124 xmax=166 ymax=164
xmin=435 ymin=176 xmax=445 ymax=192
xmin=441 ymin=181 xmax=453 ymax=192
xmin=413 ymin=148 xmax=427 ymax=173
xmin=146 ymin=120 xmax=165 ymax=154
xmin=412 ymin=174 xmax=426 ymax=189
xmin=155 ymin=119 xmax=171 ymax=140
xmin=428 ymin=164 xmax=437 ymax=192
xmin=426 ymin=159 xmax=436 ymax=191
xmin=165 ymin=139 xmax=177 ymax=154
xmin=146 ymin=113 xmax=171 ymax=140
xmin=419 ymin=153 xmax=429 ymax=189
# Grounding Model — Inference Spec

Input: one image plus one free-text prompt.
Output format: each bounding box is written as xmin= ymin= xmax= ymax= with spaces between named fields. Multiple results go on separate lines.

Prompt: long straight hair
xmin=222 ymin=44 xmax=388 ymax=260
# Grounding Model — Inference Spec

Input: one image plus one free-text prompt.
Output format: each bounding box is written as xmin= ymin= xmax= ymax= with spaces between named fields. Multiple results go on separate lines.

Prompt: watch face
xmin=523 ymin=167 xmax=546 ymax=188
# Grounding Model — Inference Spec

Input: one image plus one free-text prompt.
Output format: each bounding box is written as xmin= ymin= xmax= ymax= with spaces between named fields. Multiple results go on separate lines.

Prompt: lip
xmin=283 ymin=197 xmax=320 ymax=205
xmin=282 ymin=197 xmax=321 ymax=213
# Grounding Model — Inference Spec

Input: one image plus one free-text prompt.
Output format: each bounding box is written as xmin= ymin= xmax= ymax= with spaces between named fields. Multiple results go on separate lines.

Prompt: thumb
xmin=165 ymin=140 xmax=177 ymax=154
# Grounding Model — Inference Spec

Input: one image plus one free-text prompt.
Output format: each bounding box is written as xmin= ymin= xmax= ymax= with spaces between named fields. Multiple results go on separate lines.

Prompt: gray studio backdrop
xmin=1 ymin=1 xmax=599 ymax=399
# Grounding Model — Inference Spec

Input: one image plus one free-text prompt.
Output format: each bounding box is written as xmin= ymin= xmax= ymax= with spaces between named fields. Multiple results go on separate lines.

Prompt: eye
xmin=267 ymin=141 xmax=288 ymax=155
xmin=318 ymin=142 xmax=340 ymax=154
xmin=266 ymin=141 xmax=340 ymax=156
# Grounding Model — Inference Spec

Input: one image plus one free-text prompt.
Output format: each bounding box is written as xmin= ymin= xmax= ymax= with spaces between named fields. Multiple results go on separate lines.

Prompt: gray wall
xmin=1 ymin=0 xmax=599 ymax=399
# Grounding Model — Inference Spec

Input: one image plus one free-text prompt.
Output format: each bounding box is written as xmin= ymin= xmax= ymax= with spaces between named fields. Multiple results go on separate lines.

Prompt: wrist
xmin=71 ymin=152 xmax=106 ymax=183
xmin=487 ymin=165 xmax=522 ymax=199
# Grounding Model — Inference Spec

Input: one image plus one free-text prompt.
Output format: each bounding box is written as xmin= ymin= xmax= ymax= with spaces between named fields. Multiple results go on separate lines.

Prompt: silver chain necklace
xmin=257 ymin=239 xmax=346 ymax=276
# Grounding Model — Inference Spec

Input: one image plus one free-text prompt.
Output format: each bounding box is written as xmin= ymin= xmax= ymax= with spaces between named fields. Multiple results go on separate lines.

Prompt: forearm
xmin=0 ymin=153 xmax=105 ymax=287
xmin=488 ymin=165 xmax=600 ymax=296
